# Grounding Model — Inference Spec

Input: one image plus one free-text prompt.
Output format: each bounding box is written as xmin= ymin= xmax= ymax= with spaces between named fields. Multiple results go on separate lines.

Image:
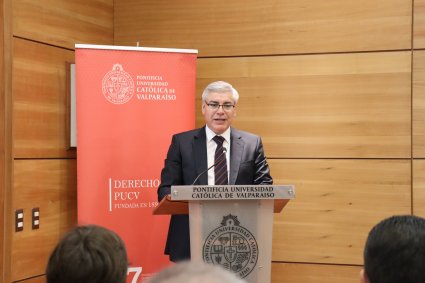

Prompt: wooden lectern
xmin=154 ymin=185 xmax=295 ymax=283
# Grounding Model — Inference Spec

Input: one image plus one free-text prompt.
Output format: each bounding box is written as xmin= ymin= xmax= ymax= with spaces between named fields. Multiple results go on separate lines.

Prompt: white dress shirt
xmin=205 ymin=126 xmax=231 ymax=185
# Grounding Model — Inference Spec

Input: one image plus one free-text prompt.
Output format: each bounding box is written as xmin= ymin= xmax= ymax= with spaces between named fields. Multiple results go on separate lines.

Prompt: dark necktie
xmin=213 ymin=135 xmax=228 ymax=185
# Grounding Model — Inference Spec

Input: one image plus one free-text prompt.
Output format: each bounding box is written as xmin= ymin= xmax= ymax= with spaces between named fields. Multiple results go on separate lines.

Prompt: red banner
xmin=75 ymin=45 xmax=197 ymax=282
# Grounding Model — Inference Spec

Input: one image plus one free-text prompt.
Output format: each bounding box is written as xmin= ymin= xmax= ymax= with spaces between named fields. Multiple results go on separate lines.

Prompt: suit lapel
xmin=229 ymin=128 xmax=244 ymax=185
xmin=193 ymin=127 xmax=208 ymax=185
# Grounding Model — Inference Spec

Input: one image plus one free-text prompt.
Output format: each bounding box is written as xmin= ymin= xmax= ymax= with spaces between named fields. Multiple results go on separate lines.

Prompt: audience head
xmin=149 ymin=261 xmax=246 ymax=283
xmin=46 ymin=224 xmax=128 ymax=283
xmin=361 ymin=215 xmax=425 ymax=283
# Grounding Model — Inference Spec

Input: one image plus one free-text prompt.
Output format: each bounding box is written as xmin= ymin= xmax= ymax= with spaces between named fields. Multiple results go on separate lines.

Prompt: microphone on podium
xmin=191 ymin=147 xmax=227 ymax=185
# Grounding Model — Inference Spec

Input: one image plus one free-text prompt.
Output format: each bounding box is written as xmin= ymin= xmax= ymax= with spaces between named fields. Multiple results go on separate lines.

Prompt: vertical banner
xmin=75 ymin=44 xmax=197 ymax=282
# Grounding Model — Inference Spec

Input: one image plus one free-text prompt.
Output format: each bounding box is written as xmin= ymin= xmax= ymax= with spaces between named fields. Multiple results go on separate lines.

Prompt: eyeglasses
xmin=205 ymin=101 xmax=235 ymax=111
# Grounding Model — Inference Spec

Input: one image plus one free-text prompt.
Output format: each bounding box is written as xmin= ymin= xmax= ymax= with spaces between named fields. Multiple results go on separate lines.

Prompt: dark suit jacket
xmin=158 ymin=126 xmax=273 ymax=261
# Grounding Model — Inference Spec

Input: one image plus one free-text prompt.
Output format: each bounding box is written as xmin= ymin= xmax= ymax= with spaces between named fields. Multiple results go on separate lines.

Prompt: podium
xmin=154 ymin=185 xmax=295 ymax=283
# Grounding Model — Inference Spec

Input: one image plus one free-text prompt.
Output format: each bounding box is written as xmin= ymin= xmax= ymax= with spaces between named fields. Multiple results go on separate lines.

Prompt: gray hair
xmin=149 ymin=261 xmax=246 ymax=283
xmin=201 ymin=81 xmax=239 ymax=104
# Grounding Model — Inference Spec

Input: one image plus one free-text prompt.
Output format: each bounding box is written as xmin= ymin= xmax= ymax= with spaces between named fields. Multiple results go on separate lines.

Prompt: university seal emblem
xmin=102 ymin=64 xmax=134 ymax=104
xmin=203 ymin=214 xmax=258 ymax=278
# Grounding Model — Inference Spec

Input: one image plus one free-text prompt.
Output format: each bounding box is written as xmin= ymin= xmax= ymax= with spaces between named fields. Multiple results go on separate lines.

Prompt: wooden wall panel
xmin=414 ymin=0 xmax=425 ymax=48
xmin=196 ymin=52 xmax=411 ymax=158
xmin=271 ymin=263 xmax=361 ymax=283
xmin=269 ymin=159 xmax=411 ymax=265
xmin=15 ymin=275 xmax=46 ymax=283
xmin=13 ymin=0 xmax=113 ymax=49
xmin=4 ymin=0 xmax=417 ymax=283
xmin=2 ymin=0 xmax=13 ymax=281
xmin=413 ymin=51 xmax=425 ymax=157
xmin=0 ymin=0 xmax=6 ymax=280
xmin=115 ymin=0 xmax=411 ymax=57
xmin=11 ymin=159 xmax=77 ymax=281
xmin=413 ymin=160 xmax=425 ymax=216
xmin=13 ymin=38 xmax=76 ymax=158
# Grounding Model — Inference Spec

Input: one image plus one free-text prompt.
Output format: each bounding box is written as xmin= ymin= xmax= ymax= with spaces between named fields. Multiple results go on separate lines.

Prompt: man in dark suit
xmin=158 ymin=81 xmax=273 ymax=262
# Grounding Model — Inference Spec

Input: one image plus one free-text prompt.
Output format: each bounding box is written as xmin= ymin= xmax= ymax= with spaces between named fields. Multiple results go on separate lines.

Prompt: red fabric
xmin=76 ymin=46 xmax=196 ymax=281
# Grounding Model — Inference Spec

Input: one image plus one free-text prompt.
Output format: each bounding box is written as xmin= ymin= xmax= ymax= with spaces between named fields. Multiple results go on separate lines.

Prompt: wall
xmin=1 ymin=0 xmax=13 ymax=281
xmin=2 ymin=0 xmax=114 ymax=282
xmin=114 ymin=0 xmax=420 ymax=282
xmin=2 ymin=0 xmax=424 ymax=282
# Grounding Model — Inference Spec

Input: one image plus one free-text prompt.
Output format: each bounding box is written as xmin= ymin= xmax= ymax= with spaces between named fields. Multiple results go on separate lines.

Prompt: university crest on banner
xmin=75 ymin=44 xmax=197 ymax=282
xmin=102 ymin=64 xmax=135 ymax=104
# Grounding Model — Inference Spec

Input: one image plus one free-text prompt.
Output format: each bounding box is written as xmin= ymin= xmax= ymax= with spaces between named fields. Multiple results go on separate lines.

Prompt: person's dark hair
xmin=363 ymin=215 xmax=425 ymax=283
xmin=46 ymin=225 xmax=128 ymax=283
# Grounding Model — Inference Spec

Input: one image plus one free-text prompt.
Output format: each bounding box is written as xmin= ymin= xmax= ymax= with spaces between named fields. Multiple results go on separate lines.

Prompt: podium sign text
xmin=171 ymin=185 xmax=295 ymax=201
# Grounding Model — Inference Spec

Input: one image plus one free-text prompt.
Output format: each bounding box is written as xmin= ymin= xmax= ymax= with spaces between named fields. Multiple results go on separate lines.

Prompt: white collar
xmin=205 ymin=126 xmax=231 ymax=143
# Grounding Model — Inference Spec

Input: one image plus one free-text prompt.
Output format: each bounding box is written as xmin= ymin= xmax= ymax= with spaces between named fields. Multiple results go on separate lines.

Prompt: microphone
xmin=191 ymin=147 xmax=227 ymax=185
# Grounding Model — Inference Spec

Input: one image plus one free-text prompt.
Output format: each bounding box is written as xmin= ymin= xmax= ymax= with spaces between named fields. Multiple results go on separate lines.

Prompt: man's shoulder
xmin=173 ymin=127 xmax=204 ymax=140
xmin=231 ymin=128 xmax=260 ymax=140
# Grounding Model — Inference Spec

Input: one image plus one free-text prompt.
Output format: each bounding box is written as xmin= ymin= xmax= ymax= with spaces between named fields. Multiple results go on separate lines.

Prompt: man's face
xmin=202 ymin=91 xmax=236 ymax=135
